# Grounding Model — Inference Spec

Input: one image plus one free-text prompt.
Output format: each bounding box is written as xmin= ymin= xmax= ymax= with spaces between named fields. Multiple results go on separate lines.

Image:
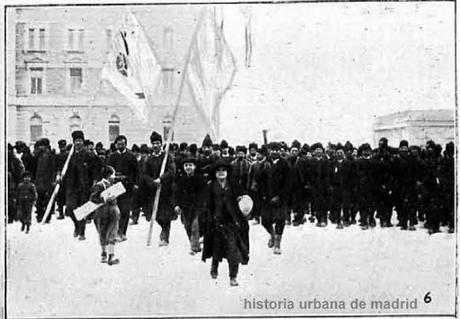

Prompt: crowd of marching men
xmin=7 ymin=130 xmax=455 ymax=284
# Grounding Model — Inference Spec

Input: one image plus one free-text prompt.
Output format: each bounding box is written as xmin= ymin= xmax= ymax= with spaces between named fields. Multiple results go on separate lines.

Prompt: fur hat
xmin=71 ymin=130 xmax=85 ymax=141
xmin=291 ymin=140 xmax=301 ymax=150
xmin=311 ymin=142 xmax=324 ymax=151
xmin=220 ymin=139 xmax=229 ymax=149
xmin=268 ymin=142 xmax=281 ymax=150
xmin=150 ymin=131 xmax=162 ymax=144
xmin=399 ymin=140 xmax=409 ymax=148
xmin=236 ymin=145 xmax=247 ymax=153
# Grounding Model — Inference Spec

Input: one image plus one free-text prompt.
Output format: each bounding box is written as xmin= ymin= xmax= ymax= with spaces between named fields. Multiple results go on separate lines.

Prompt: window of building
xmin=162 ymin=68 xmax=174 ymax=92
xmin=70 ymin=68 xmax=83 ymax=91
xmin=69 ymin=114 xmax=82 ymax=133
xmin=67 ymin=29 xmax=85 ymax=51
xmin=30 ymin=114 xmax=43 ymax=143
xmin=163 ymin=27 xmax=174 ymax=52
xmin=108 ymin=114 xmax=120 ymax=143
xmin=30 ymin=67 xmax=43 ymax=94
xmin=26 ymin=27 xmax=46 ymax=51
xmin=106 ymin=29 xmax=112 ymax=51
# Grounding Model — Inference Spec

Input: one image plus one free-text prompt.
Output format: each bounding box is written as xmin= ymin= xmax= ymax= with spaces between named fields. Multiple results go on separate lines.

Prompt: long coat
xmin=201 ymin=179 xmax=249 ymax=265
xmin=175 ymin=173 xmax=207 ymax=222
xmin=267 ymin=158 xmax=291 ymax=220
xmin=107 ymin=150 xmax=139 ymax=199
xmin=143 ymin=152 xmax=176 ymax=222
xmin=34 ymin=149 xmax=56 ymax=193
xmin=64 ymin=149 xmax=96 ymax=209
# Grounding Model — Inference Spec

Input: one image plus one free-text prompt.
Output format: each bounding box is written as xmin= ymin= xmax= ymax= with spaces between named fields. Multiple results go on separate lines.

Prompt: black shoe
xmin=78 ymin=235 xmax=86 ymax=241
xmin=230 ymin=278 xmax=239 ymax=286
xmin=401 ymin=225 xmax=408 ymax=230
xmin=108 ymin=255 xmax=120 ymax=265
xmin=408 ymin=225 xmax=416 ymax=231
xmin=337 ymin=222 xmax=344 ymax=229
xmin=20 ymin=224 xmax=25 ymax=232
xmin=101 ymin=252 xmax=107 ymax=263
xmin=25 ymin=225 xmax=30 ymax=234
xmin=57 ymin=214 xmax=64 ymax=220
xmin=210 ymin=264 xmax=218 ymax=279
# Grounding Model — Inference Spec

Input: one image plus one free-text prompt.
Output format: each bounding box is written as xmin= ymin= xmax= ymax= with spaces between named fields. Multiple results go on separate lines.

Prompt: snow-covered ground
xmin=6 ymin=214 xmax=456 ymax=318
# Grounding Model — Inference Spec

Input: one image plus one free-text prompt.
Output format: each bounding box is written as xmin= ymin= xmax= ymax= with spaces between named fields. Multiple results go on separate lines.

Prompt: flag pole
xmin=40 ymin=145 xmax=74 ymax=224
xmin=41 ymin=61 xmax=106 ymax=224
xmin=146 ymin=8 xmax=206 ymax=246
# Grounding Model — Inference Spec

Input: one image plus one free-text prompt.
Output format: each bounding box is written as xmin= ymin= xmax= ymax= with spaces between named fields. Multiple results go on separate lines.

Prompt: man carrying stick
xmin=144 ymin=131 xmax=176 ymax=246
xmin=64 ymin=130 xmax=98 ymax=240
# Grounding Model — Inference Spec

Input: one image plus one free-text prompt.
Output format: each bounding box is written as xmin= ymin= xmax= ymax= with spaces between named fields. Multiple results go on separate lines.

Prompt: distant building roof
xmin=374 ymin=109 xmax=454 ymax=129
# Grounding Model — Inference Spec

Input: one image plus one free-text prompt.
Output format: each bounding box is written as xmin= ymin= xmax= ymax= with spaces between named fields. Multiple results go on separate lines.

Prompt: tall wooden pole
xmin=41 ymin=145 xmax=74 ymax=224
xmin=146 ymin=8 xmax=206 ymax=246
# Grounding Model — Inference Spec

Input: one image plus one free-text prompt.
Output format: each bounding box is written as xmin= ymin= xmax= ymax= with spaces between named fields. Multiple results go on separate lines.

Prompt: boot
xmin=20 ymin=224 xmax=25 ymax=232
xmin=101 ymin=252 xmax=107 ymax=263
xmin=210 ymin=262 xmax=218 ymax=279
xmin=25 ymin=225 xmax=30 ymax=234
xmin=78 ymin=235 xmax=86 ymax=241
xmin=108 ymin=254 xmax=120 ymax=265
xmin=273 ymin=234 xmax=282 ymax=255
xmin=230 ymin=278 xmax=239 ymax=286
xmin=267 ymin=230 xmax=275 ymax=248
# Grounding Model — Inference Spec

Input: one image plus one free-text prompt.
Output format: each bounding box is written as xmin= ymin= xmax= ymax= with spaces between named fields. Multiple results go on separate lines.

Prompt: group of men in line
xmin=7 ymin=131 xmax=455 ymax=254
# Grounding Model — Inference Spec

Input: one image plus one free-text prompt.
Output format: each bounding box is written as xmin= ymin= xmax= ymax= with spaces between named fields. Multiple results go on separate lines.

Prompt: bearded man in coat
xmin=143 ymin=131 xmax=176 ymax=246
xmin=107 ymin=135 xmax=138 ymax=241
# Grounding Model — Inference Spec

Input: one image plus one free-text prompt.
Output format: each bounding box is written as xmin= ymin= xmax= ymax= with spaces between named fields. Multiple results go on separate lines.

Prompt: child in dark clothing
xmin=17 ymin=171 xmax=37 ymax=233
xmin=90 ymin=166 xmax=121 ymax=266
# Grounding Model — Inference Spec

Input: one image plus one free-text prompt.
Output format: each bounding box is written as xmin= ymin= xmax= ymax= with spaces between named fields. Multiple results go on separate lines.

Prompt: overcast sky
xmin=217 ymin=2 xmax=454 ymax=145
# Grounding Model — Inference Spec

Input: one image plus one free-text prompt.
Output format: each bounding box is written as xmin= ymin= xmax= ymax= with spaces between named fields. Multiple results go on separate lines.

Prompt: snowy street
xmin=6 ymin=215 xmax=456 ymax=318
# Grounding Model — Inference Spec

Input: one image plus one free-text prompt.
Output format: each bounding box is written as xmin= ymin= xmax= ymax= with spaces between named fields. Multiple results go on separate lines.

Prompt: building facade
xmin=7 ymin=6 xmax=211 ymax=148
xmin=373 ymin=109 xmax=455 ymax=147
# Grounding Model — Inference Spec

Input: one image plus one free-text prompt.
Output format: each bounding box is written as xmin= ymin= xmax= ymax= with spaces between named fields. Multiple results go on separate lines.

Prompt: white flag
xmin=101 ymin=12 xmax=161 ymax=123
xmin=186 ymin=8 xmax=236 ymax=140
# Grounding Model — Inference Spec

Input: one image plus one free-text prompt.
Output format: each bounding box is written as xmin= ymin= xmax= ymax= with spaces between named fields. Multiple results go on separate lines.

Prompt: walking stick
xmin=41 ymin=145 xmax=74 ymax=224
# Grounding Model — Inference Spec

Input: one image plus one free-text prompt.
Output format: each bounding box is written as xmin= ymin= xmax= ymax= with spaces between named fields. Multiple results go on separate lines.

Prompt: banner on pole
xmin=186 ymin=7 xmax=236 ymax=140
xmin=101 ymin=12 xmax=161 ymax=123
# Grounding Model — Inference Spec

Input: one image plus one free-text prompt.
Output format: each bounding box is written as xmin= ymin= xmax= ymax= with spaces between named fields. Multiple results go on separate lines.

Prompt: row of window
xmin=30 ymin=114 xmax=121 ymax=143
xmin=26 ymin=27 xmax=85 ymax=51
xmin=28 ymin=67 xmax=174 ymax=95
xmin=29 ymin=67 xmax=82 ymax=95
xmin=25 ymin=26 xmax=174 ymax=52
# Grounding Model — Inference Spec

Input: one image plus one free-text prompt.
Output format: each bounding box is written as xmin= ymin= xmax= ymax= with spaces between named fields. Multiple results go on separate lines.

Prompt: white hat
xmin=238 ymin=195 xmax=253 ymax=216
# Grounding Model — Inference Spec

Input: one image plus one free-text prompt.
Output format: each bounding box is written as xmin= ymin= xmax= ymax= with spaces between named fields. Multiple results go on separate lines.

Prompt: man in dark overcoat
xmin=263 ymin=142 xmax=291 ymax=255
xmin=34 ymin=138 xmax=56 ymax=223
xmin=143 ymin=131 xmax=176 ymax=246
xmin=65 ymin=130 xmax=98 ymax=240
xmin=107 ymin=135 xmax=138 ymax=241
